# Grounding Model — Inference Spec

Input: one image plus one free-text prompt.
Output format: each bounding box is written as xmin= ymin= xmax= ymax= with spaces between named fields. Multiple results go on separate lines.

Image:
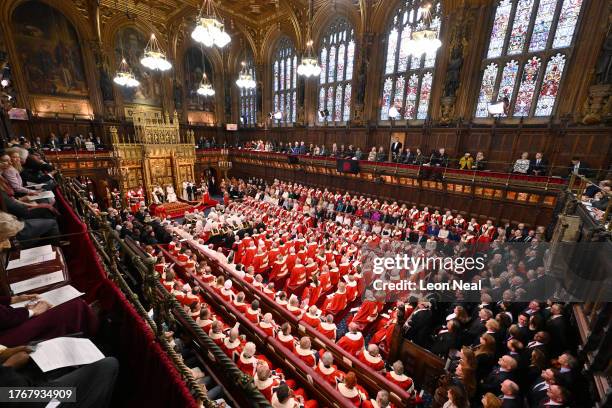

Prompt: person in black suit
xmin=390 ymin=137 xmax=402 ymax=162
xmin=466 ymin=308 xmax=492 ymax=345
xmin=402 ymin=301 xmax=433 ymax=348
xmin=431 ymin=319 xmax=461 ymax=358
xmin=480 ymin=355 xmax=518 ymax=395
xmin=400 ymin=147 xmax=414 ymax=164
xmin=545 ymin=304 xmax=568 ymax=357
xmin=529 ymin=152 xmax=549 ymax=176
xmin=568 ymin=157 xmax=591 ymax=178
xmin=500 ymin=379 xmax=523 ymax=408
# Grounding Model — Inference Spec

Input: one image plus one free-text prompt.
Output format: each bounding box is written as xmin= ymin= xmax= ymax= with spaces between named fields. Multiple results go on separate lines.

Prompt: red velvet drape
xmin=56 ymin=190 xmax=199 ymax=408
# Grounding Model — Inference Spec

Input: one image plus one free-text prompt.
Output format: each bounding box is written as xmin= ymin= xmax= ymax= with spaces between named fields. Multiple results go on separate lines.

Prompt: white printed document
xmin=11 ymin=285 xmax=84 ymax=309
xmin=7 ymin=251 xmax=56 ymax=270
xmin=30 ymin=337 xmax=105 ymax=372
xmin=20 ymin=245 xmax=53 ymax=258
xmin=9 ymin=270 xmax=65 ymax=294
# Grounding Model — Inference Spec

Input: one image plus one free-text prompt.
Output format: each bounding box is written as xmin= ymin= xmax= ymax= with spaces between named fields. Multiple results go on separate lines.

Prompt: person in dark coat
xmin=402 ymin=301 xmax=433 ymax=348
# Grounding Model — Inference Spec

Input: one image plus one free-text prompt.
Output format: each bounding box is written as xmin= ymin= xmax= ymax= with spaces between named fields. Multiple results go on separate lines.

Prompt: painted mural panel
xmin=114 ymin=27 xmax=161 ymax=106
xmin=183 ymin=47 xmax=214 ymax=112
xmin=12 ymin=1 xmax=88 ymax=97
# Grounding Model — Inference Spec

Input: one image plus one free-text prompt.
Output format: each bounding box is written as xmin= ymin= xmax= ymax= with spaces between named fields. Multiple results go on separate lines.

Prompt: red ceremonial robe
xmin=337 ymin=332 xmax=365 ymax=356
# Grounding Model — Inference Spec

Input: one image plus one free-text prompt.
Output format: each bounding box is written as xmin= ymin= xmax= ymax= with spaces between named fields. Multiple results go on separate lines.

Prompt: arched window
xmin=318 ymin=17 xmax=355 ymax=123
xmin=380 ymin=0 xmax=441 ymax=121
xmin=239 ymin=56 xmax=257 ymax=127
xmin=272 ymin=37 xmax=297 ymax=125
xmin=475 ymin=0 xmax=584 ymax=118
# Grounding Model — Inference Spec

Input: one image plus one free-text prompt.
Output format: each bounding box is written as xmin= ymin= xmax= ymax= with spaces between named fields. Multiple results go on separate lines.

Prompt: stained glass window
xmin=318 ymin=17 xmax=355 ymax=123
xmin=475 ymin=0 xmax=583 ymax=118
xmin=239 ymin=55 xmax=257 ymax=127
xmin=380 ymin=0 xmax=441 ymax=121
xmin=272 ymin=37 xmax=297 ymax=124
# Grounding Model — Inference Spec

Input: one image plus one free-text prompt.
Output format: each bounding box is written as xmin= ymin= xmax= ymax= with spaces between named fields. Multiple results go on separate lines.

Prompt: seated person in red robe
xmin=233 ymin=291 xmax=248 ymax=314
xmin=0 ymin=294 xmax=97 ymax=348
xmin=259 ymin=313 xmax=277 ymax=337
xmin=337 ymin=371 xmax=368 ymax=406
xmin=196 ymin=306 xmax=214 ymax=333
xmin=315 ymin=351 xmax=345 ymax=387
xmin=349 ymin=290 xmax=381 ymax=330
xmin=337 ymin=323 xmax=365 ymax=356
xmin=221 ymin=326 xmax=243 ymax=360
xmin=363 ymin=390 xmax=394 ymax=408
xmin=246 ymin=299 xmax=261 ymax=324
xmin=301 ymin=305 xmax=322 ymax=330
xmin=357 ymin=344 xmax=385 ymax=372
xmin=293 ymin=336 xmax=317 ymax=369
xmin=208 ymin=320 xmax=226 ymax=346
xmin=272 ymin=381 xmax=318 ymax=408
xmin=237 ymin=342 xmax=259 ymax=376
xmin=385 ymin=360 xmax=415 ymax=393
xmin=277 ymin=322 xmax=295 ymax=352
xmin=319 ymin=314 xmax=337 ymax=341
xmin=322 ymin=282 xmax=348 ymax=316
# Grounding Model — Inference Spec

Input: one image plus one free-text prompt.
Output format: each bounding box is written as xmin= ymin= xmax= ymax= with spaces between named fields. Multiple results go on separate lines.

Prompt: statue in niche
xmin=443 ymin=45 xmax=464 ymax=97
xmin=173 ymin=78 xmax=183 ymax=110
xmin=595 ymin=32 xmax=612 ymax=84
xmin=356 ymin=56 xmax=368 ymax=105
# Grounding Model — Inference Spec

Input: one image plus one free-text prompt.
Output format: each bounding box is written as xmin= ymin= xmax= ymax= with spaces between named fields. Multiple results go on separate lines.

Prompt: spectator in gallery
xmin=331 ymin=143 xmax=339 ymax=157
xmin=512 ymin=152 xmax=530 ymax=174
xmin=299 ymin=141 xmax=307 ymax=154
xmin=568 ymin=156 xmax=591 ymax=178
xmin=47 ymin=132 xmax=60 ymax=151
xmin=529 ymin=152 xmax=549 ymax=176
xmin=345 ymin=144 xmax=355 ymax=158
xmin=400 ymin=148 xmax=414 ymax=164
xmin=367 ymin=146 xmax=377 ymax=161
xmin=376 ymin=146 xmax=386 ymax=162
xmin=353 ymin=147 xmax=363 ymax=160
xmin=414 ymin=148 xmax=426 ymax=165
xmin=474 ymin=151 xmax=487 ymax=170
xmin=459 ymin=153 xmax=474 ymax=169
xmin=430 ymin=148 xmax=449 ymax=168
xmin=583 ymin=179 xmax=610 ymax=198
xmin=61 ymin=132 xmax=73 ymax=150
xmin=319 ymin=144 xmax=328 ymax=156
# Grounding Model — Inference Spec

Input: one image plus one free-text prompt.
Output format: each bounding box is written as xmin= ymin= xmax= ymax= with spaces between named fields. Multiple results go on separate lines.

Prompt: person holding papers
xmin=0 ymin=293 xmax=97 ymax=347
xmin=0 ymin=341 xmax=118 ymax=408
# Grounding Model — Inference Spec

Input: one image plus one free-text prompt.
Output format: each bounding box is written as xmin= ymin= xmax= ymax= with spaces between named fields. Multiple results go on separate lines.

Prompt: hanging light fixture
xmin=141 ymin=33 xmax=172 ymax=71
xmin=407 ymin=3 xmax=441 ymax=56
xmin=197 ymin=72 xmax=215 ymax=96
xmin=235 ymin=61 xmax=256 ymax=89
xmin=192 ymin=0 xmax=231 ymax=48
xmin=297 ymin=0 xmax=321 ymax=78
xmin=113 ymin=58 xmax=140 ymax=87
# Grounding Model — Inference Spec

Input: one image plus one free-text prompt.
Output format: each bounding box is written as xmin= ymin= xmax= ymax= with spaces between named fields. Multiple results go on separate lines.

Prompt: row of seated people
xmin=10 ymin=133 xmax=106 ymax=152
xmin=238 ymin=140 xmax=596 ymax=178
xmin=0 ymin=145 xmax=61 ymax=247
xmin=233 ymin=177 xmax=543 ymax=245
xmin=0 ymin=205 xmax=117 ymax=407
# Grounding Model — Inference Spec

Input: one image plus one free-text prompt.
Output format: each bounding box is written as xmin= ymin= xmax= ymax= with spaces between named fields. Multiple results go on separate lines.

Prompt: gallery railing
xmin=57 ymin=175 xmax=270 ymax=408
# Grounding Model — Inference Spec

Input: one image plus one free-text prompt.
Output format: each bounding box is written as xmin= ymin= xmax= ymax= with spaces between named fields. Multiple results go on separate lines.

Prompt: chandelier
xmin=235 ymin=62 xmax=256 ymax=89
xmin=298 ymin=0 xmax=321 ymax=78
xmin=192 ymin=0 xmax=231 ymax=48
xmin=297 ymin=40 xmax=322 ymax=78
xmin=407 ymin=3 xmax=441 ymax=56
xmin=141 ymin=34 xmax=172 ymax=71
xmin=197 ymin=72 xmax=215 ymax=96
xmin=113 ymin=58 xmax=140 ymax=87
